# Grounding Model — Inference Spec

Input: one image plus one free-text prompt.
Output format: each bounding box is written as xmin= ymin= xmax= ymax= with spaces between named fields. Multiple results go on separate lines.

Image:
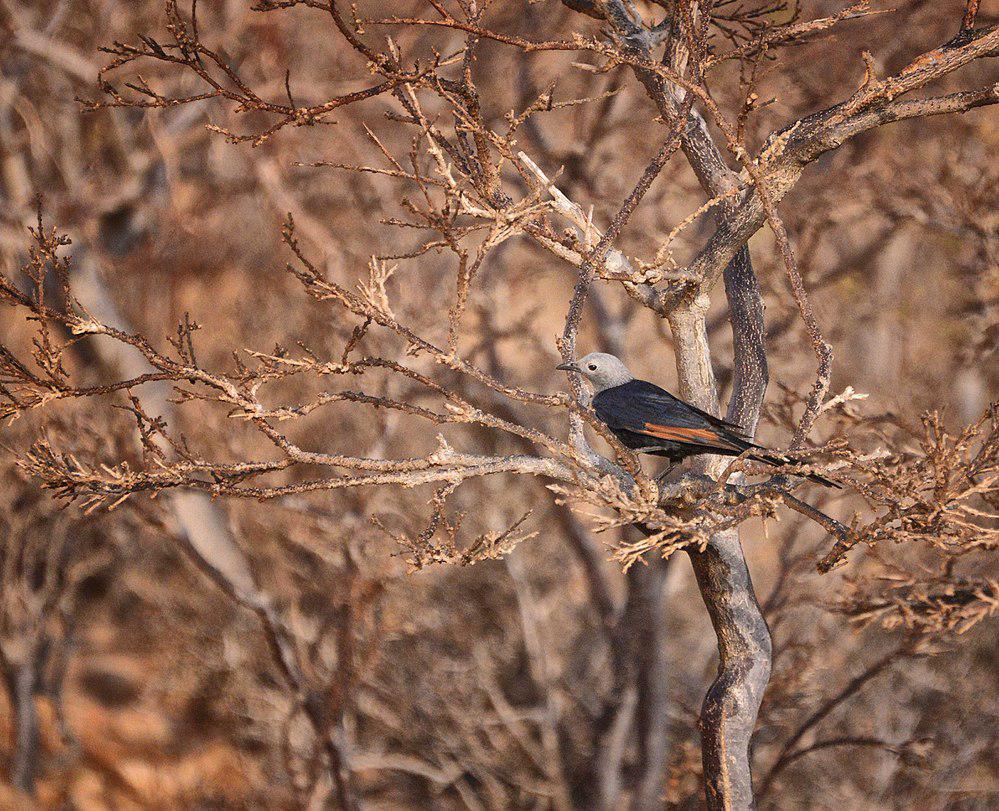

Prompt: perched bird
xmin=557 ymin=352 xmax=838 ymax=487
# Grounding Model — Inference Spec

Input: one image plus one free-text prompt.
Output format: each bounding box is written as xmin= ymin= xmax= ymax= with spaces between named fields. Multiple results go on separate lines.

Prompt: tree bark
xmin=669 ymin=294 xmax=772 ymax=810
xmin=688 ymin=534 xmax=772 ymax=809
xmin=11 ymin=661 xmax=40 ymax=795
xmin=630 ymin=556 xmax=672 ymax=810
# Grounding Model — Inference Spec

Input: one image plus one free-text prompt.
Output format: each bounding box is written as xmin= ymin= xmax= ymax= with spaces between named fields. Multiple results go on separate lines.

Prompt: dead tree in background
xmin=1 ymin=1 xmax=996 ymax=807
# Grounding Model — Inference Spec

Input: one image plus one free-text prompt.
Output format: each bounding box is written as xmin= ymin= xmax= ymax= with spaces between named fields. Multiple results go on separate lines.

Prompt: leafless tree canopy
xmin=0 ymin=0 xmax=996 ymax=808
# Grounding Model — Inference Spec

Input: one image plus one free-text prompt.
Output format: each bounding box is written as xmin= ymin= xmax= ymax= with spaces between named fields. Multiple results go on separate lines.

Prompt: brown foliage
xmin=0 ymin=0 xmax=996 ymax=807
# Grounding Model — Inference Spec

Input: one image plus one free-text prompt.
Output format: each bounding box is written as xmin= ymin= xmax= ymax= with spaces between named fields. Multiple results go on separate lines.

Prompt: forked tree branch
xmin=580 ymin=2 xmax=773 ymax=806
xmin=0 ymin=0 xmax=995 ymax=805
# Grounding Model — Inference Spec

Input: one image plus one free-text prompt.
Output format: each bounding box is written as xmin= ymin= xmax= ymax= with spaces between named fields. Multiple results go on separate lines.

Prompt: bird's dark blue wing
xmin=592 ymin=380 xmax=840 ymax=487
xmin=593 ymin=380 xmax=751 ymax=450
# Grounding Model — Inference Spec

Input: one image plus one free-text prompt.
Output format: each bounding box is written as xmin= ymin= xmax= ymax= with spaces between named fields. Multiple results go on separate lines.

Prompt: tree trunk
xmin=11 ymin=661 xmax=39 ymax=796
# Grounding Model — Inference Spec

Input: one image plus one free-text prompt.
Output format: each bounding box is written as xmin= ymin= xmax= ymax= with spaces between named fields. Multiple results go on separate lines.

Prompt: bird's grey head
xmin=557 ymin=352 xmax=634 ymax=393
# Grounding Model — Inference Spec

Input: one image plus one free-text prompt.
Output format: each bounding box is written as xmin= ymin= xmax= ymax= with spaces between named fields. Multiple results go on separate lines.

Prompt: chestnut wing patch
xmin=640 ymin=422 xmax=736 ymax=448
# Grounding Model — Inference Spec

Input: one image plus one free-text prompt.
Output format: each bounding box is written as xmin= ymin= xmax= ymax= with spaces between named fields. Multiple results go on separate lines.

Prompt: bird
xmin=557 ymin=352 xmax=839 ymax=488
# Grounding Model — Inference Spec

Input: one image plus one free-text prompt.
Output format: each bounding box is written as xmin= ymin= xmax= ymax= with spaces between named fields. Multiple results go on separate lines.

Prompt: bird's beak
xmin=556 ymin=362 xmax=581 ymax=373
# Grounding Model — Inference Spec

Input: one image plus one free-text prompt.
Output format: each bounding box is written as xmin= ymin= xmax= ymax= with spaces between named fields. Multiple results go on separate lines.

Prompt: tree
xmin=0 ymin=1 xmax=995 ymax=807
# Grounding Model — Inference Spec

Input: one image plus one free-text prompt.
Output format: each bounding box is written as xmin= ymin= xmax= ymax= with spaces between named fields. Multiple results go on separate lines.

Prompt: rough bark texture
xmin=688 ymin=535 xmax=772 ymax=809
xmin=641 ymin=4 xmax=774 ymax=800
xmin=669 ymin=289 xmax=771 ymax=809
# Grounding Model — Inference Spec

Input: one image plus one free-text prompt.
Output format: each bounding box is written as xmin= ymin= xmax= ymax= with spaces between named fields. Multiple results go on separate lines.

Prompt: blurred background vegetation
xmin=0 ymin=1 xmax=996 ymax=808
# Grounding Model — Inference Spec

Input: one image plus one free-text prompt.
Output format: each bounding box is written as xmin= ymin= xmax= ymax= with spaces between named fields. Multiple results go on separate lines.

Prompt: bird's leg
xmin=654 ymin=460 xmax=678 ymax=485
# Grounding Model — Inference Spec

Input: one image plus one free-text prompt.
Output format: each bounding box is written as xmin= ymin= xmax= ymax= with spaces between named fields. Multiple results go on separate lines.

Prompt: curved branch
xmin=581 ymin=3 xmax=775 ymax=807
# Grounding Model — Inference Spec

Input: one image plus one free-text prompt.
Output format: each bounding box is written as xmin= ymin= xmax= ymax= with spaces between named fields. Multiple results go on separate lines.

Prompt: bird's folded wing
xmin=622 ymin=381 xmax=751 ymax=438
xmin=638 ymin=421 xmax=742 ymax=450
xmin=593 ymin=381 xmax=753 ymax=451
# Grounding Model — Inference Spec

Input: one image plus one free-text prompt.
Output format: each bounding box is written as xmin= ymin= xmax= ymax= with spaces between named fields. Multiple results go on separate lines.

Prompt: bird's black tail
xmin=749 ymin=450 xmax=841 ymax=488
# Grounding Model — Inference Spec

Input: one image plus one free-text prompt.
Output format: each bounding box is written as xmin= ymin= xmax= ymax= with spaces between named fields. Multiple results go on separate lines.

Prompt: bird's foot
xmin=654 ymin=464 xmax=678 ymax=486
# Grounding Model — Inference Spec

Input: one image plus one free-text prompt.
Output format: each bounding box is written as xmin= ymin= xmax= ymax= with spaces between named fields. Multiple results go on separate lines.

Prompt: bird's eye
xmin=588 ymin=364 xmax=597 ymax=371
